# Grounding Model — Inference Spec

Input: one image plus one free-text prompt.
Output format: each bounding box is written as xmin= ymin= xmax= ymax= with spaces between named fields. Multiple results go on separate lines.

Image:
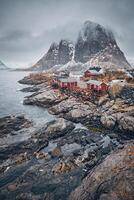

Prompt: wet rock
xmin=0 ymin=115 xmax=32 ymax=138
xmin=0 ymin=125 xmax=120 ymax=200
xmin=74 ymin=149 xmax=96 ymax=166
xmin=100 ymin=100 xmax=115 ymax=112
xmin=36 ymin=118 xmax=75 ymax=140
xmin=100 ymin=111 xmax=134 ymax=134
xmin=0 ymin=131 xmax=48 ymax=162
xmin=23 ymin=88 xmax=67 ymax=107
xmin=49 ymin=98 xmax=97 ymax=123
xmin=117 ymin=113 xmax=134 ymax=133
xmin=101 ymin=114 xmax=116 ymax=129
xmin=7 ymin=183 xmax=17 ymax=191
xmin=51 ymin=146 xmax=62 ymax=158
xmin=20 ymin=86 xmax=40 ymax=93
xmin=16 ymin=192 xmax=32 ymax=200
xmin=117 ymin=85 xmax=134 ymax=105
xmin=69 ymin=142 xmax=134 ymax=200
xmin=98 ymin=94 xmax=110 ymax=106
xmin=18 ymin=75 xmax=47 ymax=85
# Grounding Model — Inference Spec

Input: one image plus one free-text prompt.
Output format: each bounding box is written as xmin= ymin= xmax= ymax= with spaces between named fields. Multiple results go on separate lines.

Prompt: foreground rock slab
xmin=0 ymin=114 xmax=120 ymax=200
xmin=34 ymin=118 xmax=75 ymax=140
xmin=49 ymin=97 xmax=98 ymax=123
xmin=0 ymin=115 xmax=32 ymax=138
xmin=23 ymin=87 xmax=67 ymax=107
xmin=69 ymin=142 xmax=134 ymax=200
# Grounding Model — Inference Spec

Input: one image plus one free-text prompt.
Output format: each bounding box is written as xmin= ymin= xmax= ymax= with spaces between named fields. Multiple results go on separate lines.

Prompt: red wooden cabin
xmin=87 ymin=80 xmax=108 ymax=91
xmin=58 ymin=78 xmax=77 ymax=89
xmin=84 ymin=67 xmax=103 ymax=79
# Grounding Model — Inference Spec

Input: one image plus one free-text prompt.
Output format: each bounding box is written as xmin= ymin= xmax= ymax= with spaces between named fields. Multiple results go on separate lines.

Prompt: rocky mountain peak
xmin=81 ymin=20 xmax=115 ymax=42
xmin=58 ymin=39 xmax=74 ymax=65
xmin=49 ymin=42 xmax=59 ymax=50
xmin=75 ymin=21 xmax=117 ymax=63
xmin=31 ymin=39 xmax=74 ymax=71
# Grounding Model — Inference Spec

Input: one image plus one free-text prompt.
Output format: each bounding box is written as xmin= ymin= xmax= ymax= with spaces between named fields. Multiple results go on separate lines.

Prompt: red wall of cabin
xmin=87 ymin=83 xmax=108 ymax=91
xmin=100 ymin=83 xmax=108 ymax=91
xmin=60 ymin=82 xmax=77 ymax=89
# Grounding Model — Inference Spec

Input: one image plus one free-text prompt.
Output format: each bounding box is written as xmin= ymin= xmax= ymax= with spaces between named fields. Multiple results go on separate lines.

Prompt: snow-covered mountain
xmin=29 ymin=20 xmax=131 ymax=72
xmin=75 ymin=21 xmax=115 ymax=63
xmin=74 ymin=21 xmax=131 ymax=70
xmin=29 ymin=40 xmax=74 ymax=71
xmin=0 ymin=60 xmax=9 ymax=70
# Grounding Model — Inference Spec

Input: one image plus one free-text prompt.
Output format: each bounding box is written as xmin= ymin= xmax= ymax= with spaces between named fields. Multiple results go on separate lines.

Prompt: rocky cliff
xmin=75 ymin=21 xmax=115 ymax=62
xmin=75 ymin=21 xmax=131 ymax=70
xmin=30 ymin=40 xmax=74 ymax=71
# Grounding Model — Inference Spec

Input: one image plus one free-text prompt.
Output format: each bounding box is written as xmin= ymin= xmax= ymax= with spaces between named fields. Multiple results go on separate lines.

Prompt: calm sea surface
xmin=0 ymin=71 xmax=54 ymax=127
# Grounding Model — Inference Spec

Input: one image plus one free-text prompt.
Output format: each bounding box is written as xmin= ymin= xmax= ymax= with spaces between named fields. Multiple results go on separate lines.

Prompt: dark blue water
xmin=0 ymin=71 xmax=54 ymax=127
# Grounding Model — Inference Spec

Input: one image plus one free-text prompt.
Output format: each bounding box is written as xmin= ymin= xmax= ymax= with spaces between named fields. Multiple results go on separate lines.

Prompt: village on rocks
xmin=0 ymin=64 xmax=134 ymax=200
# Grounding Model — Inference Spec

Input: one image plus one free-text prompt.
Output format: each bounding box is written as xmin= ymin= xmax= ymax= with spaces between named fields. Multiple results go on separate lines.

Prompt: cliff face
xmin=74 ymin=21 xmax=131 ymax=70
xmin=30 ymin=21 xmax=131 ymax=71
xmin=87 ymin=45 xmax=131 ymax=70
xmin=75 ymin=21 xmax=116 ymax=63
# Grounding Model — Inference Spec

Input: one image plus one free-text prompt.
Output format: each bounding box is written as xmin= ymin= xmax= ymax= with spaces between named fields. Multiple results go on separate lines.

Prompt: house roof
xmin=89 ymin=66 xmax=102 ymax=72
xmin=87 ymin=80 xmax=107 ymax=86
xmin=69 ymin=71 xmax=83 ymax=76
xmin=85 ymin=69 xmax=103 ymax=75
xmin=54 ymin=75 xmax=68 ymax=79
xmin=109 ymin=79 xmax=126 ymax=85
xmin=59 ymin=77 xmax=77 ymax=83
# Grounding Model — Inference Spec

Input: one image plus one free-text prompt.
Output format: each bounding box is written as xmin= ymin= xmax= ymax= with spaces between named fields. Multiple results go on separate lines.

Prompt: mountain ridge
xmin=28 ymin=20 xmax=132 ymax=72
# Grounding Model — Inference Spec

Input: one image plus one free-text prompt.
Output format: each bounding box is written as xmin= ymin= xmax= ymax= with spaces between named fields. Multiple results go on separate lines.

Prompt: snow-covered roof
xmin=59 ymin=77 xmax=78 ymax=83
xmin=70 ymin=71 xmax=83 ymax=76
xmin=87 ymin=69 xmax=103 ymax=75
xmin=110 ymin=79 xmax=126 ymax=84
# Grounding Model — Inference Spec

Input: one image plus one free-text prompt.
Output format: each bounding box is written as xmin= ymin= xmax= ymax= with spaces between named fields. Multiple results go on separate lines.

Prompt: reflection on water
xmin=0 ymin=71 xmax=55 ymax=127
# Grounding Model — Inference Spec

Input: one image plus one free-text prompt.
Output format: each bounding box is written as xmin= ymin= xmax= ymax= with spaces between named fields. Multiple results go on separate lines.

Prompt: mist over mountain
xmin=29 ymin=21 xmax=131 ymax=72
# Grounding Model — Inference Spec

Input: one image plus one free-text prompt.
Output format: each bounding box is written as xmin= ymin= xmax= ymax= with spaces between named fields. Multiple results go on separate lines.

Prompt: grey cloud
xmin=0 ymin=0 xmax=134 ymax=67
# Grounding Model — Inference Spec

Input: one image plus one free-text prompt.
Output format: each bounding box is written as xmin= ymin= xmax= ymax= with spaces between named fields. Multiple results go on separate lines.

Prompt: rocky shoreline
xmin=0 ymin=74 xmax=134 ymax=200
xmin=21 ymin=74 xmax=134 ymax=135
xmin=0 ymin=114 xmax=125 ymax=200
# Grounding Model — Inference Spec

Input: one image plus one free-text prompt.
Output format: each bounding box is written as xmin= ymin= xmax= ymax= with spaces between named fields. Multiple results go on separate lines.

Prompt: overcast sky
xmin=0 ymin=0 xmax=134 ymax=68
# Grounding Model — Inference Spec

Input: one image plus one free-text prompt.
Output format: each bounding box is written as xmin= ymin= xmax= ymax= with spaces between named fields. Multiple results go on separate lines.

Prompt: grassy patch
xmin=85 ymin=124 xmax=105 ymax=133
